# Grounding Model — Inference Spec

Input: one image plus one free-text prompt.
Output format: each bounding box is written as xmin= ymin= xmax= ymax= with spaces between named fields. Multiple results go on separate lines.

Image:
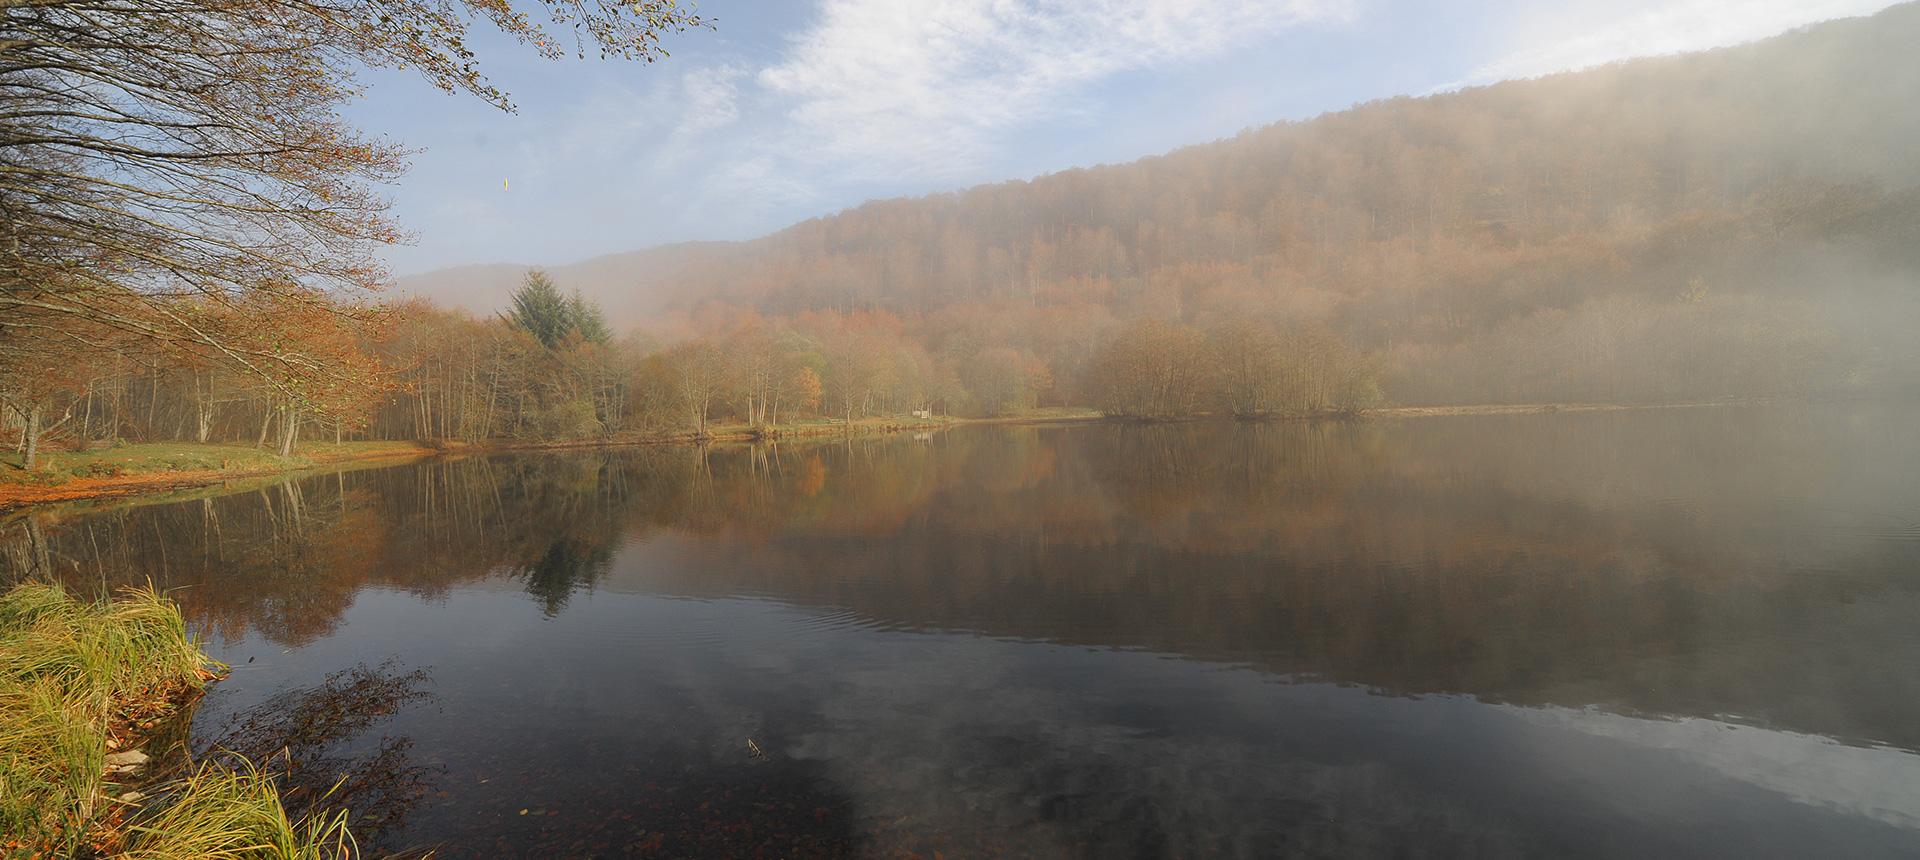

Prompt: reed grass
xmin=0 ymin=673 xmax=106 ymax=847
xmin=0 ymin=583 xmax=358 ymax=858
xmin=2 ymin=582 xmax=210 ymax=850
xmin=120 ymin=761 xmax=355 ymax=860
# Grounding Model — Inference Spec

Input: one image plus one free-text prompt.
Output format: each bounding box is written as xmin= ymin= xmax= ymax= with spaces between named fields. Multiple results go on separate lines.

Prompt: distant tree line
xmin=0 ymin=264 xmax=1391 ymax=466
xmin=1089 ymin=320 xmax=1380 ymax=418
xmin=0 ymin=0 xmax=704 ymax=467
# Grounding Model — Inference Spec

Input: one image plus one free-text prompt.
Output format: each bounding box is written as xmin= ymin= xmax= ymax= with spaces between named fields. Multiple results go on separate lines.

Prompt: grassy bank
xmin=0 ymin=583 xmax=350 ymax=858
xmin=0 ymin=417 xmax=975 ymax=511
xmin=0 ymin=441 xmax=440 ymax=512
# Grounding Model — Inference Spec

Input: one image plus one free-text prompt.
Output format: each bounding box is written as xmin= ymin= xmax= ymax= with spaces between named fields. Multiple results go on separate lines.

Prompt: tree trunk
xmin=419 ymin=364 xmax=432 ymax=439
xmin=195 ymin=383 xmax=213 ymax=443
xmin=21 ymin=404 xmax=43 ymax=470
xmin=482 ymin=371 xmax=499 ymax=439
xmin=145 ymin=368 xmax=159 ymax=440
xmin=278 ymin=406 xmax=300 ymax=457
xmin=256 ymin=404 xmax=274 ymax=449
xmin=190 ymin=371 xmax=215 ymax=443
xmin=81 ymin=382 xmax=94 ymax=444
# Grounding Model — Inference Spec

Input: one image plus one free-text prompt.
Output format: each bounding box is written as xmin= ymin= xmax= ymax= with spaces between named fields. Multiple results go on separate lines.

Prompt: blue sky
xmin=355 ymin=0 xmax=1898 ymax=275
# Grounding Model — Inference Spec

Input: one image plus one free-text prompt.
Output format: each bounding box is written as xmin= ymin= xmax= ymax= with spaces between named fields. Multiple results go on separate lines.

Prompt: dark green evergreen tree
xmin=567 ymin=290 xmax=612 ymax=345
xmin=505 ymin=269 xmax=572 ymax=349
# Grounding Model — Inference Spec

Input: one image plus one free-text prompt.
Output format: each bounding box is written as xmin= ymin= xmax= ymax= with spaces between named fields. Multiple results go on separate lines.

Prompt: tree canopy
xmin=505 ymin=270 xmax=610 ymax=348
xmin=0 ymin=0 xmax=701 ymax=374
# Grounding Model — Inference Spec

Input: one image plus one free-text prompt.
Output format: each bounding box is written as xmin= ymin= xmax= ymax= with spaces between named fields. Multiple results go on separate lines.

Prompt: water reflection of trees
xmin=4 ymin=407 xmax=1919 ymax=749
xmin=0 ymin=453 xmax=664 ymax=642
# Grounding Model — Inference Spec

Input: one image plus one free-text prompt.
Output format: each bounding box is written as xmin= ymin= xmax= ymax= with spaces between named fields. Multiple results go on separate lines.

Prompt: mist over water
xmin=4 ymin=403 xmax=1918 ymax=856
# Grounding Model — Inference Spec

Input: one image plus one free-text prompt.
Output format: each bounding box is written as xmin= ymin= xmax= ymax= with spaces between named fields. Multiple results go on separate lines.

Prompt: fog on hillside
xmin=396 ymin=3 xmax=1920 ymax=421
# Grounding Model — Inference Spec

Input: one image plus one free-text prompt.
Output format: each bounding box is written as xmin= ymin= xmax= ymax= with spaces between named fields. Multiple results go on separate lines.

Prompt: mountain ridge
xmin=396 ymin=0 xmax=1920 ymax=356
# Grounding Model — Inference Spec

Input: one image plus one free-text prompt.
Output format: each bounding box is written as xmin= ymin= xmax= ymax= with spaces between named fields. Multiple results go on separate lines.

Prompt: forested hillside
xmin=408 ymin=2 xmax=1920 ymax=408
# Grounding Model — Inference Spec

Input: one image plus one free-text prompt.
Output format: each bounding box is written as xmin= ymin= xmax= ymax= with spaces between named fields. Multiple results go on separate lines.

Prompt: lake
xmin=5 ymin=404 xmax=1920 ymax=857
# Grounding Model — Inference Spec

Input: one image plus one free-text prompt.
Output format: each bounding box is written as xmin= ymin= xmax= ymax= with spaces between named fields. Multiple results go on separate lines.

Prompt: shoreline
xmin=0 ymin=415 xmax=1016 ymax=513
xmin=0 ymin=401 xmax=1761 ymax=514
xmin=1365 ymin=398 xmax=1775 ymax=419
xmin=0 ymin=445 xmax=441 ymax=514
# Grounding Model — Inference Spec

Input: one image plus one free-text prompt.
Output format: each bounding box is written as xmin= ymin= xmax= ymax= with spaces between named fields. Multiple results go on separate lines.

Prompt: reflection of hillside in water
xmin=695 ymin=618 xmax=1920 ymax=858
xmin=5 ymin=404 xmax=1919 ymax=753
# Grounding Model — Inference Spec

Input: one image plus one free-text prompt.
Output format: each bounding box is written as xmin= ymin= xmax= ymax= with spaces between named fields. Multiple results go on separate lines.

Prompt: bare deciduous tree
xmin=0 ymin=0 xmax=702 ymax=375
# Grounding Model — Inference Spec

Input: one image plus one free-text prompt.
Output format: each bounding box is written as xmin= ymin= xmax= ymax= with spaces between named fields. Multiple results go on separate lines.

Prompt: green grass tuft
xmin=0 ymin=674 xmax=106 ymax=847
xmin=0 ymin=582 xmax=210 ymax=707
xmin=1 ymin=582 xmax=211 ymax=850
xmin=1 ymin=583 xmax=357 ymax=857
xmin=121 ymin=761 xmax=354 ymax=860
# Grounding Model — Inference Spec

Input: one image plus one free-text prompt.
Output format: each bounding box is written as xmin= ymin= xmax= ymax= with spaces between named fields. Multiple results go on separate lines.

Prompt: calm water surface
xmin=6 ymin=404 xmax=1920 ymax=857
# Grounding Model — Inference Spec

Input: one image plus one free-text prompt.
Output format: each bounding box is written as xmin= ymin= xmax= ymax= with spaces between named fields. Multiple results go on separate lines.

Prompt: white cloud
xmin=519 ymin=62 xmax=742 ymax=179
xmin=677 ymin=64 xmax=747 ymax=137
xmin=652 ymin=63 xmax=750 ymax=171
xmin=535 ymin=81 xmax=668 ymax=167
xmin=756 ymin=0 xmax=1357 ymax=181
xmin=1451 ymin=0 xmax=1898 ymax=89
